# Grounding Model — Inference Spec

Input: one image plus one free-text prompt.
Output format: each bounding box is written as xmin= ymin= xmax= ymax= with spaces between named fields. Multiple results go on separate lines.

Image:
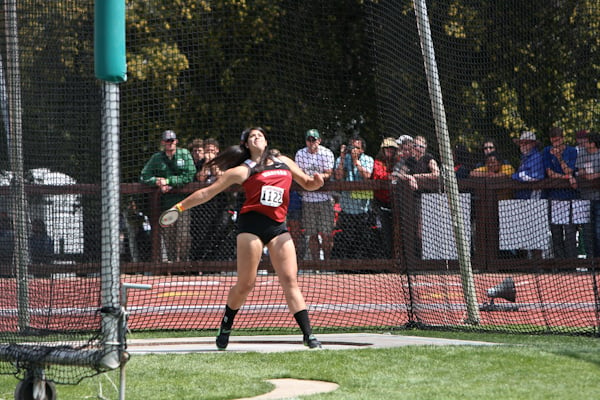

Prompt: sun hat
xmin=381 ymin=137 xmax=399 ymax=148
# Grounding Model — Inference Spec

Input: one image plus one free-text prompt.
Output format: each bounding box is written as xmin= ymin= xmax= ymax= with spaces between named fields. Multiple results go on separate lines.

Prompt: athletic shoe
xmin=303 ymin=334 xmax=322 ymax=349
xmin=216 ymin=328 xmax=231 ymax=350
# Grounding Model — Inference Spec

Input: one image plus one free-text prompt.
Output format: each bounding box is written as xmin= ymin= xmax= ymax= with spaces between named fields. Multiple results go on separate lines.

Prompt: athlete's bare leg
xmin=226 ymin=233 xmax=263 ymax=309
xmin=268 ymin=232 xmax=307 ymax=313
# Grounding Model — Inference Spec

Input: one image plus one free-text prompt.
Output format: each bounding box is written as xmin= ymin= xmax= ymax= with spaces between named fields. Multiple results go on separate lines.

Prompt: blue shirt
xmin=541 ymin=145 xmax=578 ymax=200
xmin=335 ymin=153 xmax=374 ymax=214
xmin=512 ymin=149 xmax=545 ymax=199
xmin=289 ymin=190 xmax=302 ymax=212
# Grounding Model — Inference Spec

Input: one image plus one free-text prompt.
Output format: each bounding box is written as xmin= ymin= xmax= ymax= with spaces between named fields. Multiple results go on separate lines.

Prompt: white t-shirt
xmin=294 ymin=145 xmax=335 ymax=202
xmin=576 ymin=148 xmax=600 ymax=200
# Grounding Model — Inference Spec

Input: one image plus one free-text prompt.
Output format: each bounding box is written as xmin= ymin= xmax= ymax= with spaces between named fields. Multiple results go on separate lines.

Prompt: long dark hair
xmin=205 ymin=127 xmax=274 ymax=172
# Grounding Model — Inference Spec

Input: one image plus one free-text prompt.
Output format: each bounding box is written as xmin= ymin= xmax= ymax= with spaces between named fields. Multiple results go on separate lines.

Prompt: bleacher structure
xmin=0 ymin=0 xmax=597 ymax=397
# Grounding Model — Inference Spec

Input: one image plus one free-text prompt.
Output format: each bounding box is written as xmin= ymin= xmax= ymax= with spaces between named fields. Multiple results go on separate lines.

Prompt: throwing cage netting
xmin=0 ymin=0 xmax=598 ymax=391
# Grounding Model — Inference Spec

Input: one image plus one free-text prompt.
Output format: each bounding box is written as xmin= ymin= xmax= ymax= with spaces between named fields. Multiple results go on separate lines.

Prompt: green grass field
xmin=1 ymin=330 xmax=599 ymax=399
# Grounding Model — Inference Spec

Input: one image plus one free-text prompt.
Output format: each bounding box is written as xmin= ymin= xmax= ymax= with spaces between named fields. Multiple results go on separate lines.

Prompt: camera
xmin=345 ymin=145 xmax=355 ymax=152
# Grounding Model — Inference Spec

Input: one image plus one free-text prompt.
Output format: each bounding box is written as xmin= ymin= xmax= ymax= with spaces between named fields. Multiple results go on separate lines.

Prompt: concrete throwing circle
xmin=234 ymin=378 xmax=340 ymax=400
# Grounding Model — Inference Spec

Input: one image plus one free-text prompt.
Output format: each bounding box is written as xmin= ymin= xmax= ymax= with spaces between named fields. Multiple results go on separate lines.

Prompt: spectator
xmin=395 ymin=135 xmax=414 ymax=165
xmin=29 ymin=218 xmax=54 ymax=265
xmin=403 ymin=135 xmax=439 ymax=257
xmin=512 ymin=131 xmax=545 ymax=199
xmin=453 ymin=142 xmax=475 ymax=179
xmin=475 ymin=138 xmax=496 ymax=166
xmin=124 ymin=197 xmax=151 ymax=262
xmin=140 ymin=130 xmax=196 ymax=262
xmin=542 ymin=126 xmax=578 ymax=259
xmin=196 ymin=138 xmax=221 ymax=183
xmin=575 ymin=129 xmax=589 ymax=156
xmin=575 ymin=131 xmax=600 ymax=257
xmin=294 ymin=129 xmax=335 ymax=261
xmin=475 ymin=138 xmax=510 ymax=168
xmin=392 ymin=135 xmax=418 ymax=190
xmin=189 ymin=138 xmax=205 ymax=171
xmin=481 ymin=138 xmax=498 ymax=154
xmin=470 ymin=151 xmax=515 ymax=199
xmin=405 ymin=135 xmax=440 ymax=179
xmin=372 ymin=137 xmax=399 ymax=258
xmin=469 ymin=151 xmax=515 ymax=178
xmin=333 ymin=136 xmax=374 ymax=259
xmin=509 ymin=131 xmax=546 ymax=259
xmin=190 ymin=137 xmax=231 ymax=262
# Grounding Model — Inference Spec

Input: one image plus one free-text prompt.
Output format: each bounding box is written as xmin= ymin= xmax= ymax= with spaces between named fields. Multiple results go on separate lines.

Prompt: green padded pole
xmin=94 ymin=0 xmax=126 ymax=82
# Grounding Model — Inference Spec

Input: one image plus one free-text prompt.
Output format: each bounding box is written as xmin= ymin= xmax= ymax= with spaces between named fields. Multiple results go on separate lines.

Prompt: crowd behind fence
xmin=127 ymin=177 xmax=600 ymax=274
xmin=2 ymin=177 xmax=599 ymax=276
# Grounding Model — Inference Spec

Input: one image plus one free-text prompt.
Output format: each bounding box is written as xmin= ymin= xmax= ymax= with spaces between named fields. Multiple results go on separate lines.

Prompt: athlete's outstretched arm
xmin=176 ymin=165 xmax=247 ymax=211
xmin=279 ymin=155 xmax=324 ymax=191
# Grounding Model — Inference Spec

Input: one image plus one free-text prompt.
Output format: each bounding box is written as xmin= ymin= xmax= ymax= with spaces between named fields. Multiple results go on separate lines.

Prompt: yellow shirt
xmin=472 ymin=164 xmax=515 ymax=176
xmin=471 ymin=164 xmax=515 ymax=199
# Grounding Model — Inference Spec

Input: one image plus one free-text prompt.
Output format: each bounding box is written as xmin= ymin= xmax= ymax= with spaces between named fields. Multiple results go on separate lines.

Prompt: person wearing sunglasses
xmin=140 ymin=130 xmax=196 ymax=262
xmin=476 ymin=138 xmax=510 ymax=168
xmin=403 ymin=135 xmax=439 ymax=258
xmin=404 ymin=135 xmax=439 ymax=179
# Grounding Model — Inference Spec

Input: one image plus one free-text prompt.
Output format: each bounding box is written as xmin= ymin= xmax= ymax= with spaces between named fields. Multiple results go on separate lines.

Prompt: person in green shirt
xmin=140 ymin=130 xmax=196 ymax=262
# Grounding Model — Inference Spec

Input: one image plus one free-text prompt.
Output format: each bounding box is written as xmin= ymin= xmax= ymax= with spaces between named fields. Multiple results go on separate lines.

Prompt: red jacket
xmin=372 ymin=159 xmax=393 ymax=205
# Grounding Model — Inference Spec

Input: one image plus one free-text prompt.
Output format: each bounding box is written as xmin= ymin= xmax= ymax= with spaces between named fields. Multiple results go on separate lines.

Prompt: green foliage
xmin=120 ymin=0 xmax=378 ymax=179
xmin=13 ymin=1 xmax=101 ymax=181
xmin=418 ymin=0 xmax=598 ymax=151
xmin=2 ymin=0 xmax=597 ymax=179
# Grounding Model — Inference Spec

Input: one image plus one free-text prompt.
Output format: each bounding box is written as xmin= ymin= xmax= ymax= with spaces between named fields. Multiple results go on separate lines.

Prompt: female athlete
xmin=163 ymin=127 xmax=324 ymax=349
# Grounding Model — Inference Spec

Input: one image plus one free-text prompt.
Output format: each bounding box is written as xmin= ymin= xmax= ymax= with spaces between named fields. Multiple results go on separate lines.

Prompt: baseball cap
xmin=514 ymin=131 xmax=537 ymax=143
xmin=162 ymin=130 xmax=177 ymax=141
xmin=305 ymin=129 xmax=320 ymax=140
xmin=576 ymin=129 xmax=588 ymax=139
xmin=396 ymin=135 xmax=414 ymax=145
xmin=381 ymin=137 xmax=399 ymax=148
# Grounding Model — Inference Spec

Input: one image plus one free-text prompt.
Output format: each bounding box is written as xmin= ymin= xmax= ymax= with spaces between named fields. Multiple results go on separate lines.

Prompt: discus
xmin=159 ymin=208 xmax=180 ymax=227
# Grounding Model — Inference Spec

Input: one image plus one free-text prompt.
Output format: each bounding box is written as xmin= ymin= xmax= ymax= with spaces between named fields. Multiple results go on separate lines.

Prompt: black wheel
xmin=14 ymin=376 xmax=57 ymax=400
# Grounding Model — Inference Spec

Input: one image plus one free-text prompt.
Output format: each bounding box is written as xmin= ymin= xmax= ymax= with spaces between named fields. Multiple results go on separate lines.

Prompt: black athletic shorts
xmin=237 ymin=211 xmax=288 ymax=245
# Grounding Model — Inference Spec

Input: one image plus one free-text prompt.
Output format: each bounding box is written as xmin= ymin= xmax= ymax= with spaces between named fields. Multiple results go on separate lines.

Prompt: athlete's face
xmin=246 ymin=129 xmax=267 ymax=153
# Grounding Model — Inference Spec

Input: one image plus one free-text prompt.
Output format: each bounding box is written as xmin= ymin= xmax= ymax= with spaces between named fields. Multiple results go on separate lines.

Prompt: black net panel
xmin=0 ymin=0 xmax=110 ymax=385
xmin=0 ymin=0 xmax=598 ymax=386
xmin=365 ymin=0 xmax=599 ymax=333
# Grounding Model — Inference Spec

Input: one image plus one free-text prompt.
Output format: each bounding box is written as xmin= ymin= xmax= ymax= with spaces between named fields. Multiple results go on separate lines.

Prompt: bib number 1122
xmin=260 ymin=185 xmax=284 ymax=207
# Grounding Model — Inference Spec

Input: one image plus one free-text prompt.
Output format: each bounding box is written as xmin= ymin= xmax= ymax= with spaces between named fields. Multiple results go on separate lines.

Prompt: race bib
xmin=260 ymin=185 xmax=284 ymax=207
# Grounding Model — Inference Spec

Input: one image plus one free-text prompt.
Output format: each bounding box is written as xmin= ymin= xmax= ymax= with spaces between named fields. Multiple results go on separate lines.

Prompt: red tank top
xmin=240 ymin=159 xmax=292 ymax=222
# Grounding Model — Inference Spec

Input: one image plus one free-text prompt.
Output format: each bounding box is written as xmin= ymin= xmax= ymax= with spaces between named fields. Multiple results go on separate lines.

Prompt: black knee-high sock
xmin=293 ymin=309 xmax=312 ymax=337
xmin=221 ymin=305 xmax=239 ymax=330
